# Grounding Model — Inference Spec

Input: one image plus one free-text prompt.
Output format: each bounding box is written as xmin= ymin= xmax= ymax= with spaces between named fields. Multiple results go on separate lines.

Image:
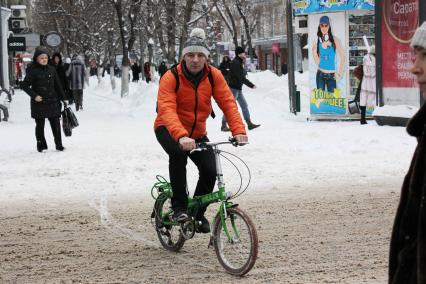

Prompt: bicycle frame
xmin=156 ymin=142 xmax=240 ymax=242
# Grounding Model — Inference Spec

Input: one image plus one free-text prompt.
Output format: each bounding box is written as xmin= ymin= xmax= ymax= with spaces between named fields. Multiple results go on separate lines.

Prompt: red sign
xmin=382 ymin=0 xmax=418 ymax=88
xmin=272 ymin=43 xmax=280 ymax=54
xmin=383 ymin=0 xmax=419 ymax=43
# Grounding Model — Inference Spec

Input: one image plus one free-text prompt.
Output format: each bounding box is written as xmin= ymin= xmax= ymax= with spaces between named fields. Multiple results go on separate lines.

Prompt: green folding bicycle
xmin=151 ymin=138 xmax=258 ymax=276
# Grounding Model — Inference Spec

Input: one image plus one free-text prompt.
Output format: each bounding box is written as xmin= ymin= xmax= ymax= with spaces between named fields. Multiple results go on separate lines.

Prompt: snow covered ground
xmin=0 ymin=70 xmax=415 ymax=204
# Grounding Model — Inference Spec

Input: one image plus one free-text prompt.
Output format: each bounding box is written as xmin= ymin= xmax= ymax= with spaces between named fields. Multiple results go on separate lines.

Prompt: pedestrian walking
xmin=144 ymin=62 xmax=151 ymax=83
xmin=219 ymin=55 xmax=231 ymax=81
xmin=66 ymin=55 xmax=86 ymax=111
xmin=158 ymin=61 xmax=167 ymax=78
xmin=21 ymin=47 xmax=67 ymax=152
xmin=221 ymin=46 xmax=260 ymax=131
xmin=131 ymin=62 xmax=141 ymax=82
xmin=50 ymin=52 xmax=70 ymax=106
xmin=359 ymin=46 xmax=376 ymax=125
xmin=0 ymin=90 xmax=9 ymax=122
xmin=389 ymin=22 xmax=426 ymax=284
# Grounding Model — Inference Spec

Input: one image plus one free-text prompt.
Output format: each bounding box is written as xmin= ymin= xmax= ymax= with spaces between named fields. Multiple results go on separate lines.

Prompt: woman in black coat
xmin=389 ymin=22 xmax=426 ymax=284
xmin=219 ymin=55 xmax=231 ymax=80
xmin=22 ymin=47 xmax=67 ymax=152
xmin=50 ymin=52 xmax=70 ymax=102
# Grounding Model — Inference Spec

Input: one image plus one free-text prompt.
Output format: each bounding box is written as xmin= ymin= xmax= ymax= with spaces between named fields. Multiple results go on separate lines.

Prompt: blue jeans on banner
xmin=316 ymin=70 xmax=336 ymax=94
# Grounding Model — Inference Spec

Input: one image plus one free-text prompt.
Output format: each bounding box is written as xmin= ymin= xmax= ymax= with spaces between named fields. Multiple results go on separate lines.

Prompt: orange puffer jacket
xmin=154 ymin=63 xmax=246 ymax=141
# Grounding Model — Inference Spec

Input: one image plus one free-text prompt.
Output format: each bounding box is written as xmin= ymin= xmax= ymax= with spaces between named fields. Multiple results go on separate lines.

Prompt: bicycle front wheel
xmin=213 ymin=207 xmax=258 ymax=275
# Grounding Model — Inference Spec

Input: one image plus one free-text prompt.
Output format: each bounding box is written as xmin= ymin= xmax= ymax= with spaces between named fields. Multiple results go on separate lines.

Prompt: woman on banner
xmin=312 ymin=15 xmax=345 ymax=94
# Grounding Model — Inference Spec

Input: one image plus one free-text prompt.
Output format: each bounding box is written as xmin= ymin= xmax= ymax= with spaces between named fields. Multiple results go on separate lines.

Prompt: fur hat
xmin=33 ymin=46 xmax=49 ymax=62
xmin=182 ymin=28 xmax=210 ymax=58
xmin=235 ymin=46 xmax=245 ymax=55
xmin=411 ymin=21 xmax=426 ymax=49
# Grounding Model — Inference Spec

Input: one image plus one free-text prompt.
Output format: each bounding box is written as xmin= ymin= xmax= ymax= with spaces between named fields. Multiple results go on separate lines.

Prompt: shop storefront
xmin=294 ymin=0 xmax=375 ymax=118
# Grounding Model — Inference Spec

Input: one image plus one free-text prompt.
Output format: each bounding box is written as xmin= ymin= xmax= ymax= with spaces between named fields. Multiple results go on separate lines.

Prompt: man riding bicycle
xmin=154 ymin=28 xmax=248 ymax=233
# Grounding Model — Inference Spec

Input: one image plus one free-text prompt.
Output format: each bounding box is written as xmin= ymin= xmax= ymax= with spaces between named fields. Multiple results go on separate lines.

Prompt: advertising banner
xmin=308 ymin=12 xmax=347 ymax=115
xmin=382 ymin=0 xmax=419 ymax=106
xmin=294 ymin=0 xmax=374 ymax=15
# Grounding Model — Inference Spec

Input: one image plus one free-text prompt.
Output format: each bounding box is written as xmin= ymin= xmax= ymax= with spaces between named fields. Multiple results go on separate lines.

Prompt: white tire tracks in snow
xmin=88 ymin=190 xmax=216 ymax=271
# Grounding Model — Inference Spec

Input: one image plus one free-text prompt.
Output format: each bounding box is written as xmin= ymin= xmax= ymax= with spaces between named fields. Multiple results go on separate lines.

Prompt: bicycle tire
xmin=154 ymin=193 xmax=185 ymax=252
xmin=213 ymin=207 xmax=258 ymax=275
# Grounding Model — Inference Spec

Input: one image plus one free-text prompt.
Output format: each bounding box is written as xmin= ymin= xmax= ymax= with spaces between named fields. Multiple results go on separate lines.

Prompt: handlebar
xmin=191 ymin=137 xmax=247 ymax=154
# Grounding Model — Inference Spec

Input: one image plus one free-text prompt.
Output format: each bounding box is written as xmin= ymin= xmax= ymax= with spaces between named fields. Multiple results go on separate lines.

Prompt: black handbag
xmin=348 ymin=78 xmax=362 ymax=114
xmin=64 ymin=106 xmax=79 ymax=128
xmin=348 ymin=100 xmax=360 ymax=114
xmin=61 ymin=106 xmax=79 ymax=136
xmin=61 ymin=108 xmax=72 ymax=136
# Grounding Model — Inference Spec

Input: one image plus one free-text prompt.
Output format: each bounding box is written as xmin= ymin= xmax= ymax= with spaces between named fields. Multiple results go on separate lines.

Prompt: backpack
xmin=157 ymin=64 xmax=216 ymax=118
xmin=353 ymin=64 xmax=364 ymax=81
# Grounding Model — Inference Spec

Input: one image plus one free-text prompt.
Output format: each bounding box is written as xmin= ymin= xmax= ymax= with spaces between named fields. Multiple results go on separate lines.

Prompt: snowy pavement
xmin=0 ymin=71 xmax=415 ymax=205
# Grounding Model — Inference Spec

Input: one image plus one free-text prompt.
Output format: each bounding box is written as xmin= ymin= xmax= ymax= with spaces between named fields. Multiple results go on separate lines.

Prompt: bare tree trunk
xmin=216 ymin=0 xmax=239 ymax=49
xmin=236 ymin=1 xmax=254 ymax=59
xmin=165 ymin=0 xmax=176 ymax=63
xmin=178 ymin=0 xmax=195 ymax=60
xmin=112 ymin=0 xmax=142 ymax=97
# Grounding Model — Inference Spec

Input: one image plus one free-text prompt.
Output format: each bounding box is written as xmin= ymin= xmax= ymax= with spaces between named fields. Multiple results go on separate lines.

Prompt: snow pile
xmin=373 ymin=105 xmax=419 ymax=118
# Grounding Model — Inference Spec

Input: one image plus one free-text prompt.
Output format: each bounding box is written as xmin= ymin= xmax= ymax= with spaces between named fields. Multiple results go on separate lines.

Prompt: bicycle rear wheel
xmin=154 ymin=193 xmax=185 ymax=252
xmin=213 ymin=207 xmax=258 ymax=275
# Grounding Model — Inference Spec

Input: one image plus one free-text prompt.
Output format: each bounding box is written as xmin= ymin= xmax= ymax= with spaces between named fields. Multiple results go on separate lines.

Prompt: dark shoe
xmin=360 ymin=120 xmax=367 ymax=125
xmin=172 ymin=208 xmax=189 ymax=222
xmin=221 ymin=125 xmax=230 ymax=132
xmin=196 ymin=216 xmax=210 ymax=233
xmin=2 ymin=117 xmax=8 ymax=122
xmin=56 ymin=145 xmax=65 ymax=151
xmin=247 ymin=120 xmax=260 ymax=130
xmin=37 ymin=140 xmax=48 ymax=152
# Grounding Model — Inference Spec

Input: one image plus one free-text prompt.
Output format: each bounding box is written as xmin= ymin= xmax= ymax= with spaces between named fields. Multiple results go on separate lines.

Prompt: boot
xmin=247 ymin=120 xmax=260 ymax=130
xmin=360 ymin=106 xmax=367 ymax=125
xmin=221 ymin=121 xmax=230 ymax=132
xmin=37 ymin=140 xmax=48 ymax=152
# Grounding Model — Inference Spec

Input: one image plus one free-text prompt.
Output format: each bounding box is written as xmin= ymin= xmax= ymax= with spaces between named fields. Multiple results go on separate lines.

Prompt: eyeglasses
xmin=320 ymin=24 xmax=329 ymax=28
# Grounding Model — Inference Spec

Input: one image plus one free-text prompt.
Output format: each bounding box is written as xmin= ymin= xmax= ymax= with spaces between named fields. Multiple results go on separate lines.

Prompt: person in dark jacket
xmin=21 ymin=47 xmax=67 ymax=152
xmin=144 ymin=62 xmax=151 ymax=83
xmin=158 ymin=61 xmax=167 ymax=78
xmin=50 ymin=52 xmax=70 ymax=105
xmin=66 ymin=55 xmax=86 ymax=111
xmin=221 ymin=47 xmax=260 ymax=131
xmin=219 ymin=55 xmax=231 ymax=81
xmin=389 ymin=22 xmax=426 ymax=284
xmin=131 ymin=62 xmax=141 ymax=82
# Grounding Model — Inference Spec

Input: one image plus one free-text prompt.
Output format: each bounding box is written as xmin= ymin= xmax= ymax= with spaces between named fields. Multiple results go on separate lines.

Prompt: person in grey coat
xmin=66 ymin=55 xmax=86 ymax=111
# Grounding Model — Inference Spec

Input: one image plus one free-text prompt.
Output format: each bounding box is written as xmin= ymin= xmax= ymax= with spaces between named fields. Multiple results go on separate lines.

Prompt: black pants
xmin=155 ymin=126 xmax=217 ymax=217
xmin=73 ymin=90 xmax=83 ymax=110
xmin=35 ymin=117 xmax=62 ymax=147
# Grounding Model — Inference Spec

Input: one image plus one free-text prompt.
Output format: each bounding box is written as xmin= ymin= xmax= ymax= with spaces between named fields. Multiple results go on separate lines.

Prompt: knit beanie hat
xmin=235 ymin=46 xmax=245 ymax=55
xmin=182 ymin=28 xmax=210 ymax=58
xmin=411 ymin=21 xmax=426 ymax=49
xmin=33 ymin=46 xmax=49 ymax=61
